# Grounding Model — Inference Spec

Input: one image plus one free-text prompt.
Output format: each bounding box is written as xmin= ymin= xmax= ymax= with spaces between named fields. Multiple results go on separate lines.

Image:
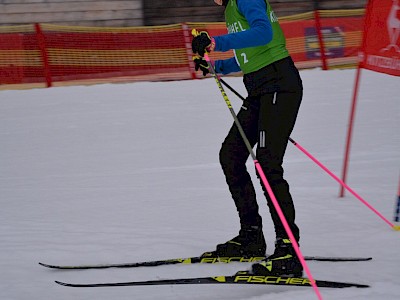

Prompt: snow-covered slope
xmin=0 ymin=69 xmax=399 ymax=300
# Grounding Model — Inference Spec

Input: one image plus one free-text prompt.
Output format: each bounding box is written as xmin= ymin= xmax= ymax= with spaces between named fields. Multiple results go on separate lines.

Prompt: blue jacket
xmin=214 ymin=0 xmax=273 ymax=74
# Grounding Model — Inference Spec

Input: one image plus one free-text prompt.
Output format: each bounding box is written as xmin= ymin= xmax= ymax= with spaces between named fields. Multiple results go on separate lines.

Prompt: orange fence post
xmin=313 ymin=1 xmax=328 ymax=70
xmin=34 ymin=23 xmax=52 ymax=87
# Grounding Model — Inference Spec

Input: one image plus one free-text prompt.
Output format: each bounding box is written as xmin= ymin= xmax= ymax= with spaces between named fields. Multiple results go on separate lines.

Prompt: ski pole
xmin=219 ymin=78 xmax=397 ymax=230
xmin=289 ymin=138 xmax=396 ymax=229
xmin=195 ymin=51 xmax=323 ymax=300
xmin=394 ymin=175 xmax=400 ymax=231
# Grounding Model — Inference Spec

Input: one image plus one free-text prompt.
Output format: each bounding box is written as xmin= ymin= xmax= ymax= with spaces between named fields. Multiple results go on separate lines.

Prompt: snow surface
xmin=0 ymin=69 xmax=399 ymax=300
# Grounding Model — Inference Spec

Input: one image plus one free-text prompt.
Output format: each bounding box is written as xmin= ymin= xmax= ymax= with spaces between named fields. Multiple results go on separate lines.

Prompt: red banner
xmin=360 ymin=0 xmax=400 ymax=76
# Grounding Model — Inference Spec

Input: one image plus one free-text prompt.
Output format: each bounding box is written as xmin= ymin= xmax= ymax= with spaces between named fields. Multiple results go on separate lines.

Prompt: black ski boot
xmin=251 ymin=238 xmax=303 ymax=277
xmin=202 ymin=226 xmax=266 ymax=258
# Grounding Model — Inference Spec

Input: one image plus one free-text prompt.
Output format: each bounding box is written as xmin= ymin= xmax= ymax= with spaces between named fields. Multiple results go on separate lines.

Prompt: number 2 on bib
xmin=241 ymin=53 xmax=249 ymax=64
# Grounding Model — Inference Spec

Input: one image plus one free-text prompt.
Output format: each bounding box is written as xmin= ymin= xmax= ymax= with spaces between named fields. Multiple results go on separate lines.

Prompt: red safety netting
xmin=0 ymin=9 xmax=365 ymax=88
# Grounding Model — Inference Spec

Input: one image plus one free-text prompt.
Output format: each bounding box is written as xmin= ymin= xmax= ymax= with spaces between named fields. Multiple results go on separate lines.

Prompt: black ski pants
xmin=219 ymin=56 xmax=302 ymax=242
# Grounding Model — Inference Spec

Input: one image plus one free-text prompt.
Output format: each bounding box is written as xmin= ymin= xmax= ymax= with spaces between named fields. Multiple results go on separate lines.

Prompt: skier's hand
xmin=192 ymin=29 xmax=215 ymax=57
xmin=193 ymin=56 xmax=210 ymax=76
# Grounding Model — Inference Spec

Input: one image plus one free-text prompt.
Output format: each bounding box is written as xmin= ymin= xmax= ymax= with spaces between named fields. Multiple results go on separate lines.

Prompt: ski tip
xmin=39 ymin=262 xmax=51 ymax=268
xmin=55 ymin=280 xmax=83 ymax=288
xmin=39 ymin=262 xmax=60 ymax=269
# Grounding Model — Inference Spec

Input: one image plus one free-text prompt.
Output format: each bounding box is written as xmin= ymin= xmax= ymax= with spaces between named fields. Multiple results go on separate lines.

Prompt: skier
xmin=192 ymin=0 xmax=303 ymax=277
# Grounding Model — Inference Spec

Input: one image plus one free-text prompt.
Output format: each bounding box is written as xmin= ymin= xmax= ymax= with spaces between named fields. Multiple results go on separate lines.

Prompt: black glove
xmin=192 ymin=30 xmax=215 ymax=57
xmin=193 ymin=56 xmax=210 ymax=76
